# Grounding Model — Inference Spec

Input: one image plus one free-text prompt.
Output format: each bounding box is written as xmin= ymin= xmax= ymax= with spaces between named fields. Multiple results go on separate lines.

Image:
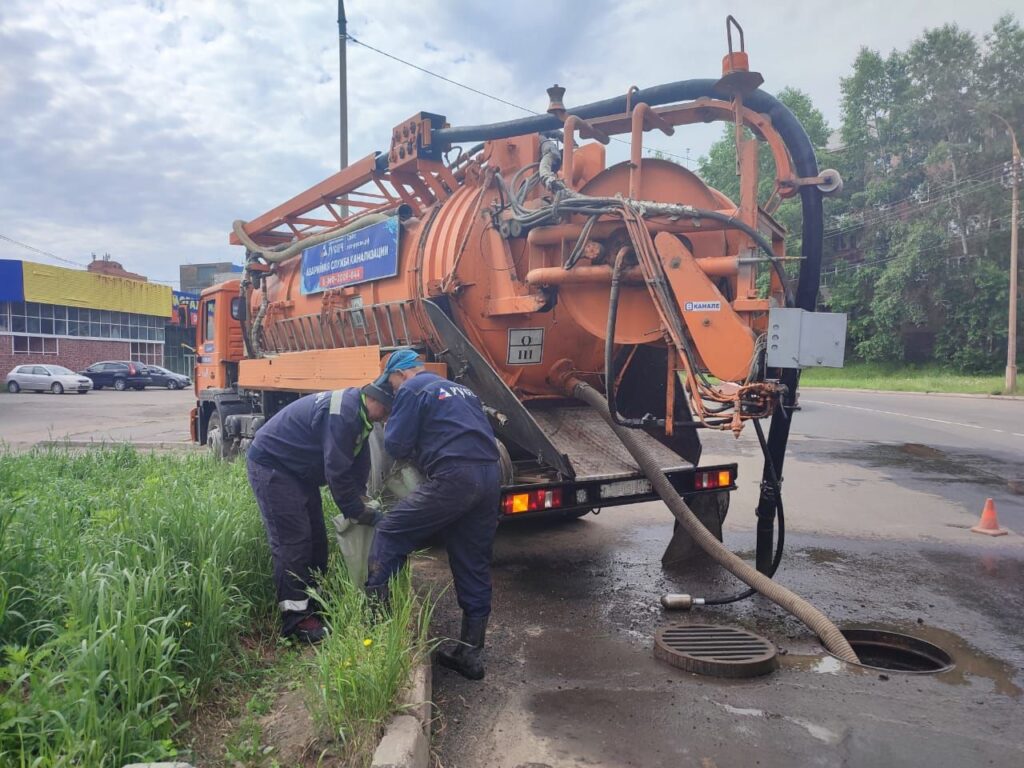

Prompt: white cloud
xmin=0 ymin=0 xmax=1015 ymax=283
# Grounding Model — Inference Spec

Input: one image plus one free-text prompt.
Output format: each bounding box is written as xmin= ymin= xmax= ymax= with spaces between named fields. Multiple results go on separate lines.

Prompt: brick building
xmin=0 ymin=259 xmax=172 ymax=375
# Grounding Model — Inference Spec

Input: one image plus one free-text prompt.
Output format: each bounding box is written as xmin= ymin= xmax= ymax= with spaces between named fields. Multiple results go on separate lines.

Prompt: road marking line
xmin=802 ymin=400 xmax=1018 ymax=437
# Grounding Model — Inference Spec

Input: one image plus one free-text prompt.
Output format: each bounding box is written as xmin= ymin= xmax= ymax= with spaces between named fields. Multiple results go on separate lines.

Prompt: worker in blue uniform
xmin=367 ymin=348 xmax=501 ymax=680
xmin=246 ymin=377 xmax=393 ymax=643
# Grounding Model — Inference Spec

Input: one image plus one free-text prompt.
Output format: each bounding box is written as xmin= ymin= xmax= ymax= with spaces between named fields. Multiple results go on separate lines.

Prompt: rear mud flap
xmin=661 ymin=491 xmax=729 ymax=567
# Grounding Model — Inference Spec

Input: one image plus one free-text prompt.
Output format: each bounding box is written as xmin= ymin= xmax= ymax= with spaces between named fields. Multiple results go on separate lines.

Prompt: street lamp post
xmin=982 ymin=109 xmax=1020 ymax=393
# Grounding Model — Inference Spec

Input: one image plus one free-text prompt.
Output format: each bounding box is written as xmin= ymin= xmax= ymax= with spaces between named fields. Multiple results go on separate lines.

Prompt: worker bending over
xmin=367 ymin=349 xmax=500 ymax=680
xmin=247 ymin=378 xmax=393 ymax=642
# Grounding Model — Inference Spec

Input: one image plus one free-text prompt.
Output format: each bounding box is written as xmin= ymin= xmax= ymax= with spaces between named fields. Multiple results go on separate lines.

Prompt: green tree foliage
xmin=696 ymin=15 xmax=1023 ymax=373
xmin=824 ymin=16 xmax=1023 ymax=371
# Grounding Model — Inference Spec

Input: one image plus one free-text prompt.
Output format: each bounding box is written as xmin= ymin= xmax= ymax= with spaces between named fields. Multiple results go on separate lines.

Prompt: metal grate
xmin=654 ymin=624 xmax=778 ymax=678
xmin=264 ymin=300 xmax=417 ymax=354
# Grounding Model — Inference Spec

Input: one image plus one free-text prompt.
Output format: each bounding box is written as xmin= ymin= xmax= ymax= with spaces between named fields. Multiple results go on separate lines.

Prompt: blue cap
xmin=383 ymin=348 xmax=421 ymax=374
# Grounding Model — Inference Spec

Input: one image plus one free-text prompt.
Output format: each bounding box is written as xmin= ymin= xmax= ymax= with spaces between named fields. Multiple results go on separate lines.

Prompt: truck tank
xmin=245 ymin=140 xmax=753 ymax=402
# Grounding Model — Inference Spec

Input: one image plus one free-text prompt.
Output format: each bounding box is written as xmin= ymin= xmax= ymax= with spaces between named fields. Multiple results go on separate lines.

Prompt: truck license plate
xmin=600 ymin=478 xmax=653 ymax=499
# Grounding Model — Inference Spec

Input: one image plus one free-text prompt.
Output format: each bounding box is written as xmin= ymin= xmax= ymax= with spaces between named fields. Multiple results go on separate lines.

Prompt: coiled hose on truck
xmin=567 ymin=378 xmax=859 ymax=664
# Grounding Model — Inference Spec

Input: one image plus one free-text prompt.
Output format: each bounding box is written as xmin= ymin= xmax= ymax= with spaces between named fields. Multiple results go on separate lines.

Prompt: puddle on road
xmin=828 ymin=442 xmax=1024 ymax=496
xmin=783 ymin=622 xmax=1021 ymax=697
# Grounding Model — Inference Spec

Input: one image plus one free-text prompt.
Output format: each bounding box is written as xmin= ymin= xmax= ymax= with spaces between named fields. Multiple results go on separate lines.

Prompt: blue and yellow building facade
xmin=0 ymin=259 xmax=174 ymax=374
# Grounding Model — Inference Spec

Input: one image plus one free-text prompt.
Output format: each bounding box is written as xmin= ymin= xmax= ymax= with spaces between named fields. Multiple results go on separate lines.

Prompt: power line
xmin=0 ymin=232 xmax=179 ymax=284
xmin=0 ymin=233 xmax=87 ymax=268
xmin=347 ymin=34 xmax=535 ymax=115
xmin=822 ymin=176 xmax=1004 ymax=240
xmin=823 ymin=211 xmax=1016 ymax=276
xmin=786 ymin=173 xmax=1005 ymax=247
xmin=345 ymin=33 xmax=695 ymax=167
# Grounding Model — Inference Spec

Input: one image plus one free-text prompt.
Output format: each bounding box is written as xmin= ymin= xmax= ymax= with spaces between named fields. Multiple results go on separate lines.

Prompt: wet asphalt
xmin=422 ymin=391 xmax=1024 ymax=768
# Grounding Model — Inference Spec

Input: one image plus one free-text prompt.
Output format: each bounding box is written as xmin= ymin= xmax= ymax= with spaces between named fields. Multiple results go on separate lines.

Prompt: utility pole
xmin=982 ymin=109 xmax=1020 ymax=393
xmin=338 ymin=0 xmax=348 ymax=171
xmin=1011 ymin=131 xmax=1020 ymax=394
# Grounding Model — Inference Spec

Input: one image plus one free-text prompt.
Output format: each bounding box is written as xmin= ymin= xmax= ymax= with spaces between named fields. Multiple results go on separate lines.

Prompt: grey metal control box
xmin=765 ymin=308 xmax=847 ymax=369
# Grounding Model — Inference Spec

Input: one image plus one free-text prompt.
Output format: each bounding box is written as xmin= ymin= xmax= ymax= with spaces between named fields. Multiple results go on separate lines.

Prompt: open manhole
xmin=654 ymin=624 xmax=778 ymax=678
xmin=829 ymin=628 xmax=954 ymax=673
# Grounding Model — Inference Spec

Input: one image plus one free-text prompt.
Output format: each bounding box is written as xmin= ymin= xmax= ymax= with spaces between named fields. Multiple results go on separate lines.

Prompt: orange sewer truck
xmin=190 ymin=24 xmax=845 ymax=566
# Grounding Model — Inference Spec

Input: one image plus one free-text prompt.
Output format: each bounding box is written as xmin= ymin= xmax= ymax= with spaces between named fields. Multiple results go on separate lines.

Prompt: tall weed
xmin=0 ymin=447 xmax=272 ymax=766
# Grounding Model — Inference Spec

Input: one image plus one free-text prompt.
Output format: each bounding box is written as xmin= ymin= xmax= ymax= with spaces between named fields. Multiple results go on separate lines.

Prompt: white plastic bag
xmin=333 ymin=436 xmax=426 ymax=585
xmin=333 ymin=502 xmax=379 ymax=587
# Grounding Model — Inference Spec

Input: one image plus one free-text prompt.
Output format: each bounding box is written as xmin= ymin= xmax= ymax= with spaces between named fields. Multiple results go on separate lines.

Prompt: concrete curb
xmin=35 ymin=440 xmax=198 ymax=449
xmin=371 ymin=661 xmax=432 ymax=768
xmin=800 ymin=386 xmax=1024 ymax=401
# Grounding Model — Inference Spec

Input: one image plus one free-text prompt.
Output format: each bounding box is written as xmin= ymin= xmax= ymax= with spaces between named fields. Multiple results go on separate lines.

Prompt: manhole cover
xmin=654 ymin=623 xmax=778 ymax=678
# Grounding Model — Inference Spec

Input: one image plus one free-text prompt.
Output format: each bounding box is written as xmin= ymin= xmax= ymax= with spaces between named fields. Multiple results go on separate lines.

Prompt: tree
xmin=823 ymin=16 xmax=1024 ymax=371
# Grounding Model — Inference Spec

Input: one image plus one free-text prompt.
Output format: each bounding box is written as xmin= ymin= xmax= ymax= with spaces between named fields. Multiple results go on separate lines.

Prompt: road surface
xmin=0 ymin=388 xmax=194 ymax=448
xmin=2 ymin=386 xmax=1022 ymax=766
xmin=426 ymin=389 xmax=1024 ymax=768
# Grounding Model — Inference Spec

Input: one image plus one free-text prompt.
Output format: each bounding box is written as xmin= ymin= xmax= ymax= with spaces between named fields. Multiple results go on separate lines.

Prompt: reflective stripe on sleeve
xmin=278 ymin=598 xmax=309 ymax=613
xmin=329 ymin=389 xmax=345 ymax=415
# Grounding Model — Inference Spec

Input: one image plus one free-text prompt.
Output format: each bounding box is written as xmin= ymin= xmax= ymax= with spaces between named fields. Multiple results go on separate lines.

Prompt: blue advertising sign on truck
xmin=299 ymin=217 xmax=400 ymax=296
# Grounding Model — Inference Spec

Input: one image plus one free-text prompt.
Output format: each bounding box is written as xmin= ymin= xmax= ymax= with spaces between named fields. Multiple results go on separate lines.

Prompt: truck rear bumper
xmin=498 ymin=462 xmax=737 ymax=521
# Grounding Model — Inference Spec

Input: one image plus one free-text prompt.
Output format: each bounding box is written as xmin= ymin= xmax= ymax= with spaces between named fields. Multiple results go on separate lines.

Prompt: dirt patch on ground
xmin=257 ymin=686 xmax=321 ymax=766
xmin=185 ymin=643 xmax=352 ymax=768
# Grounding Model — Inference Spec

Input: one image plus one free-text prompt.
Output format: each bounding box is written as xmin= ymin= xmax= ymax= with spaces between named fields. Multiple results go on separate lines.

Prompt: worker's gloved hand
xmin=355 ymin=507 xmax=383 ymax=527
xmin=354 ymin=498 xmax=384 ymax=527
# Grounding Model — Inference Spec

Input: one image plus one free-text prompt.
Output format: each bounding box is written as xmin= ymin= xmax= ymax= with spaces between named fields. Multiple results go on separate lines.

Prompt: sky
xmin=0 ymin=0 xmax=1016 ymax=286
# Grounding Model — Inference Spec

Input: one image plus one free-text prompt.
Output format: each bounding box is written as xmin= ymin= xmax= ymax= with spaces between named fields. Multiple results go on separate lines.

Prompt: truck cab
xmin=190 ymin=280 xmax=247 ymax=448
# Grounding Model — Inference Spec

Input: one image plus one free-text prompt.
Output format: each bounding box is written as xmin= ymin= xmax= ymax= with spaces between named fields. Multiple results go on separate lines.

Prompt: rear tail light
xmin=694 ymin=468 xmax=734 ymax=490
xmin=502 ymin=487 xmax=564 ymax=515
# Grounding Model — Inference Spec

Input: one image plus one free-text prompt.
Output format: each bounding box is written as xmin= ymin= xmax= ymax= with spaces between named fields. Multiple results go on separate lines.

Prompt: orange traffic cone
xmin=971 ymin=498 xmax=1008 ymax=537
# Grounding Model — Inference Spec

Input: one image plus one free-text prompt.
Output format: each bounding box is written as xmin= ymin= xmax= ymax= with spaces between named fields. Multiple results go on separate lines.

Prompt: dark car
xmin=79 ymin=360 xmax=153 ymax=391
xmin=146 ymin=365 xmax=191 ymax=390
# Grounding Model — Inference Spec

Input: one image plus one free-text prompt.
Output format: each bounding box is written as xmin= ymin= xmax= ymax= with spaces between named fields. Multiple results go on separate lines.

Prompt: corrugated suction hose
xmin=569 ymin=379 xmax=859 ymax=664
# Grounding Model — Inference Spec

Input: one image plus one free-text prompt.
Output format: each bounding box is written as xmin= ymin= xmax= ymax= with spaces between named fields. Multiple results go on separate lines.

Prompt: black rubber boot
xmin=437 ymin=614 xmax=488 ymax=680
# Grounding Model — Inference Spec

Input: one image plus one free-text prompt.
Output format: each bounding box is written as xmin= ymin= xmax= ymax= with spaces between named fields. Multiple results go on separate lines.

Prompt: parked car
xmin=6 ymin=364 xmax=93 ymax=394
xmin=146 ymin=365 xmax=191 ymax=390
xmin=79 ymin=360 xmax=152 ymax=391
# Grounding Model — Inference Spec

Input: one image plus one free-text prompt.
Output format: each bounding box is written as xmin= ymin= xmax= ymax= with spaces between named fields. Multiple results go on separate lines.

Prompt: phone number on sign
xmin=319 ymin=267 xmax=364 ymax=289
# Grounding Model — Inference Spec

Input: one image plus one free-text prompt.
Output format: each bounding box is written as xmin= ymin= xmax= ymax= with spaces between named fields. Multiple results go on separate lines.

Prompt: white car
xmin=6 ymin=364 xmax=93 ymax=394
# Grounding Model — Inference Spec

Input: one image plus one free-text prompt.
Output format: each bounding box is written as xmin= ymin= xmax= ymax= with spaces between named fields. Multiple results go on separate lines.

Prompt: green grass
xmin=307 ymin=564 xmax=434 ymax=765
xmin=799 ymin=363 xmax=1010 ymax=395
xmin=0 ymin=446 xmax=430 ymax=768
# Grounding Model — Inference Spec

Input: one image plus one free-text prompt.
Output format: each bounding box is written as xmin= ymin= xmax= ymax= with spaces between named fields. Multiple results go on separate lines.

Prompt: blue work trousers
xmin=246 ymin=459 xmax=327 ymax=635
xmin=367 ymin=462 xmax=501 ymax=618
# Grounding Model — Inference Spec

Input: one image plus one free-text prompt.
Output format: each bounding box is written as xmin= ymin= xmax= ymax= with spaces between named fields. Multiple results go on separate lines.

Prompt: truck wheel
xmin=7 ymin=381 xmax=19 ymax=393
xmin=114 ymin=378 xmax=127 ymax=391
xmin=51 ymin=382 xmax=64 ymax=395
xmin=206 ymin=411 xmax=238 ymax=460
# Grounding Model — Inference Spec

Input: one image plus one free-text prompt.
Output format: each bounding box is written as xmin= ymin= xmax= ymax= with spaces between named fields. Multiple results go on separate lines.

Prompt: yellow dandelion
xmin=184 ymin=621 xmax=193 ymax=628
xmin=363 ymin=638 xmax=373 ymax=648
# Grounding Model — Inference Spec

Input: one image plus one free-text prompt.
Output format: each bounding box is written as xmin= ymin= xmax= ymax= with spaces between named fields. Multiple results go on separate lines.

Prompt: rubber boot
xmin=436 ymin=614 xmax=488 ymax=680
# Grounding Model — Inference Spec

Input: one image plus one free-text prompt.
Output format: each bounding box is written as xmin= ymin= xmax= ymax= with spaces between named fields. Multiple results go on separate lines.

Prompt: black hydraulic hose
xmin=683 ymin=208 xmax=794 ymax=307
xmin=703 ymin=419 xmax=785 ymax=605
xmin=603 ymin=247 xmax=731 ymax=430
